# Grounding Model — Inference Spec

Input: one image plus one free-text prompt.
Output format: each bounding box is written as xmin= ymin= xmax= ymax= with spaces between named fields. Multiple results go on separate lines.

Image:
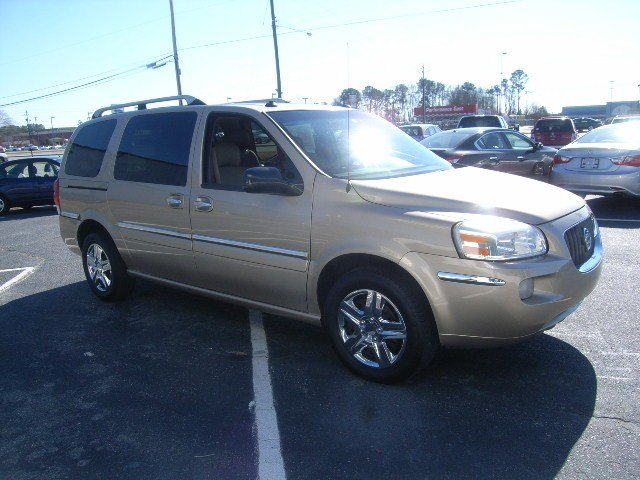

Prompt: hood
xmin=350 ymin=167 xmax=585 ymax=225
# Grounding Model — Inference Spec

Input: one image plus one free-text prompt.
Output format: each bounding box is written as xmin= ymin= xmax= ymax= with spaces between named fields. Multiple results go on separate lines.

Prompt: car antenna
xmin=346 ymin=108 xmax=351 ymax=192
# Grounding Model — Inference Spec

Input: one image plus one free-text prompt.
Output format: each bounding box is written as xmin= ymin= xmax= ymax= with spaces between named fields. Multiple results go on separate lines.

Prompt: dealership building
xmin=561 ymin=100 xmax=640 ymax=119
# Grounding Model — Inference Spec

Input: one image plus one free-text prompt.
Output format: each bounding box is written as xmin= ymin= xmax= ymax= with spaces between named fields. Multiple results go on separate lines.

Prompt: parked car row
xmin=2 ymin=144 xmax=67 ymax=152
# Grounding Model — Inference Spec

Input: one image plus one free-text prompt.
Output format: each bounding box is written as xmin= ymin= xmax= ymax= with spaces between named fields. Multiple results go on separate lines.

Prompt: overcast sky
xmin=2 ymin=0 xmax=639 ymax=128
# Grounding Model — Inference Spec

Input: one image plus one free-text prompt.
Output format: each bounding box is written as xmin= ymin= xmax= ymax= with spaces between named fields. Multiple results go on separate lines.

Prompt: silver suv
xmin=57 ymin=95 xmax=602 ymax=382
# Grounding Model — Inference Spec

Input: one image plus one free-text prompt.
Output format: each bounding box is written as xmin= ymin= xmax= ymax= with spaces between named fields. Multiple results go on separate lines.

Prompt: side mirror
xmin=243 ymin=166 xmax=303 ymax=196
xmin=535 ymin=142 xmax=543 ymax=150
xmin=513 ymin=123 xmax=520 ymax=131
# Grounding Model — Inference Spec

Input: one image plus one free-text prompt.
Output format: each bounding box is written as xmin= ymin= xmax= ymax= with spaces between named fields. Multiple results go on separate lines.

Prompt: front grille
xmin=564 ymin=215 xmax=596 ymax=268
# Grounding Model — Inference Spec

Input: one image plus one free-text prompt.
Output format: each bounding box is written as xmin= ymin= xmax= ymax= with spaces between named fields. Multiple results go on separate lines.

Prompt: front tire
xmin=323 ymin=268 xmax=438 ymax=383
xmin=81 ymin=232 xmax=135 ymax=301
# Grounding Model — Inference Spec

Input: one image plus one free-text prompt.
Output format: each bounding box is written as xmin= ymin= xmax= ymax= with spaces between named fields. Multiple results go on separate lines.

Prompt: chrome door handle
xmin=489 ymin=156 xmax=498 ymax=160
xmin=167 ymin=194 xmax=184 ymax=209
xmin=517 ymin=156 xmax=525 ymax=160
xmin=194 ymin=195 xmax=213 ymax=212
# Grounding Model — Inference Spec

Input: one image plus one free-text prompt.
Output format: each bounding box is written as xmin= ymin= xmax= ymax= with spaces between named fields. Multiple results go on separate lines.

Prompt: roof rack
xmin=92 ymin=95 xmax=206 ymax=119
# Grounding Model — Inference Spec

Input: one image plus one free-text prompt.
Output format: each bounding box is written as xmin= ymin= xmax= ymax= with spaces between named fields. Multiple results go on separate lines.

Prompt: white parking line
xmin=0 ymin=267 xmax=35 ymax=293
xmin=249 ymin=309 xmax=286 ymax=480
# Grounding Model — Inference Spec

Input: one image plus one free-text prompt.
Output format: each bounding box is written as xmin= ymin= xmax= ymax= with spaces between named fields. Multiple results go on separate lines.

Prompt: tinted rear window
xmin=400 ymin=126 xmax=422 ymax=137
xmin=458 ymin=116 xmax=501 ymax=128
xmin=534 ymin=119 xmax=574 ymax=133
xmin=421 ymin=131 xmax=469 ymax=148
xmin=114 ymin=112 xmax=197 ymax=186
xmin=64 ymin=120 xmax=116 ymax=177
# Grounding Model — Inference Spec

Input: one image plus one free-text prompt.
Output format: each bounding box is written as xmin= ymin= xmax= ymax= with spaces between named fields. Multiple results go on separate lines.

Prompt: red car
xmin=531 ymin=117 xmax=577 ymax=148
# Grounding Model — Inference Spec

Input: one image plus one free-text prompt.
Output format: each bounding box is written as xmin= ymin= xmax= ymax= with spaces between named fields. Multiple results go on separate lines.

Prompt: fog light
xmin=519 ymin=278 xmax=534 ymax=300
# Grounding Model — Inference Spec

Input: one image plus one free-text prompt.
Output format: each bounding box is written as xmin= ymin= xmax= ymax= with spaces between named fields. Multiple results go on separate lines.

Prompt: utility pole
xmin=34 ymin=116 xmax=39 ymax=147
xmin=302 ymin=97 xmax=308 ymax=104
xmin=169 ymin=0 xmax=183 ymax=104
xmin=24 ymin=111 xmax=32 ymax=146
xmin=421 ymin=65 xmax=426 ymax=123
xmin=609 ymin=80 xmax=615 ymax=103
xmin=270 ymin=0 xmax=282 ymax=99
xmin=50 ymin=117 xmax=55 ymax=146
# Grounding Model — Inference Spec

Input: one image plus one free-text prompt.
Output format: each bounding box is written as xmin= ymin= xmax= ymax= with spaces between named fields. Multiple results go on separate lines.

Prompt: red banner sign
xmin=414 ymin=104 xmax=477 ymax=116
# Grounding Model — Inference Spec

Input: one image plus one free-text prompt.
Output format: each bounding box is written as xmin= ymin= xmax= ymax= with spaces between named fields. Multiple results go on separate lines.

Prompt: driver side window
xmin=202 ymin=114 xmax=301 ymax=190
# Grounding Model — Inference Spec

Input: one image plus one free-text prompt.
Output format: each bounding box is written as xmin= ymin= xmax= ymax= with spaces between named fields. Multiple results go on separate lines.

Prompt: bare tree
xmin=509 ymin=69 xmax=529 ymax=115
xmin=393 ymin=84 xmax=409 ymax=121
xmin=0 ymin=110 xmax=12 ymax=126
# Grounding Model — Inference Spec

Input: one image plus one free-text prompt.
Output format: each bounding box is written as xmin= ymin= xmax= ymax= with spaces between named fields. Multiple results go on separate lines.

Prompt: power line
xmin=0 ymin=0 xmax=239 ymax=67
xmin=301 ymin=0 xmax=525 ymax=33
xmin=1 ymin=0 xmax=524 ymax=107
xmin=0 ymin=64 xmax=156 ymax=108
xmin=0 ymin=53 xmax=172 ymax=100
xmin=178 ymin=0 xmax=524 ymax=52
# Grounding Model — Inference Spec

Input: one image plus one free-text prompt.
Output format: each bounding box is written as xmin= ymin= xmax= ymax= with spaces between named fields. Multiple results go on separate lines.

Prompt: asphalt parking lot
xmin=1 ymin=197 xmax=639 ymax=479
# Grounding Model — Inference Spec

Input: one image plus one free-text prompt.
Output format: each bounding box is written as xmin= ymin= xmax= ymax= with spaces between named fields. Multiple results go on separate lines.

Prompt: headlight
xmin=453 ymin=216 xmax=548 ymax=261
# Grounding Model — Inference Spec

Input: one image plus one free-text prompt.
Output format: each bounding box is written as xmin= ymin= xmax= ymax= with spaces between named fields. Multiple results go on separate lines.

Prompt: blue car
xmin=0 ymin=156 xmax=61 ymax=215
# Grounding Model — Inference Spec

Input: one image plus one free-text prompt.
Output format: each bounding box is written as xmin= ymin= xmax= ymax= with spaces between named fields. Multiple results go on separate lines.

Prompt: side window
xmin=202 ymin=114 xmax=301 ymax=190
xmin=504 ymin=132 xmax=534 ymax=149
xmin=114 ymin=112 xmax=197 ymax=186
xmin=32 ymin=161 xmax=59 ymax=177
xmin=477 ymin=132 xmax=509 ymax=149
xmin=0 ymin=163 xmax=29 ymax=178
xmin=65 ymin=119 xmax=116 ymax=177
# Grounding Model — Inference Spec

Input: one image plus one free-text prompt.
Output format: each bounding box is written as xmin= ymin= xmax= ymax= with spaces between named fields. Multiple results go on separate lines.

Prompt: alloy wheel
xmin=337 ymin=289 xmax=407 ymax=368
xmin=86 ymin=243 xmax=112 ymax=293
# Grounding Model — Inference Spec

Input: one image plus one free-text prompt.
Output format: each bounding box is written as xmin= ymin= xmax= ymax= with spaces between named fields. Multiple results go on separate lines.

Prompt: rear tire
xmin=0 ymin=194 xmax=10 ymax=215
xmin=81 ymin=232 xmax=135 ymax=301
xmin=323 ymin=267 xmax=439 ymax=383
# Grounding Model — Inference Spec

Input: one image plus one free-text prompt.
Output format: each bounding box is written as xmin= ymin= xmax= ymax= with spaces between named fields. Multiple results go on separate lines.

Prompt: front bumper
xmin=399 ymin=206 xmax=602 ymax=347
xmin=551 ymin=167 xmax=640 ymax=197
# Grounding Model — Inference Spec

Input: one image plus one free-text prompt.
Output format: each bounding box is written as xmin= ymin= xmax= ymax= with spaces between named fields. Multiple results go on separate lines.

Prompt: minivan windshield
xmin=268 ymin=110 xmax=451 ymax=179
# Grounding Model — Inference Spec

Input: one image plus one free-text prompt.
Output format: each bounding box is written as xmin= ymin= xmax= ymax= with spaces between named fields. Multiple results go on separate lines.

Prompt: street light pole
xmin=50 ymin=117 xmax=55 ymax=146
xmin=169 ymin=0 xmax=183 ymax=104
xmin=499 ymin=52 xmax=507 ymax=115
xmin=609 ymin=80 xmax=615 ymax=103
xmin=270 ymin=0 xmax=282 ymax=99
xmin=421 ymin=65 xmax=426 ymax=123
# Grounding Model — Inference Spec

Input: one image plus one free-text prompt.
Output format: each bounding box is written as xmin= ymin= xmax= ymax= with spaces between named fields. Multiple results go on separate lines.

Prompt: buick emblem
xmin=583 ymin=227 xmax=593 ymax=250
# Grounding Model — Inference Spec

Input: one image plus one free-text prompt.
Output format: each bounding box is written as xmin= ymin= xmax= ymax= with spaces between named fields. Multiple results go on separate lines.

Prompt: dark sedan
xmin=573 ymin=117 xmax=602 ymax=132
xmin=0 ymin=156 xmax=61 ymax=215
xmin=420 ymin=128 xmax=556 ymax=180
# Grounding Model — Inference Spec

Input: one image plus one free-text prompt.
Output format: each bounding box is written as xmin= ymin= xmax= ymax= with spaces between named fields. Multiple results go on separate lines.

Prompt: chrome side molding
xmin=437 ymin=272 xmax=506 ymax=286
xmin=116 ymin=221 xmax=191 ymax=240
xmin=192 ymin=234 xmax=308 ymax=260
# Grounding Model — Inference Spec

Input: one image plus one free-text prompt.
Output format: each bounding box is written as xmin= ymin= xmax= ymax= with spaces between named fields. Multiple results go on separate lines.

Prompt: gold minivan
xmin=56 ymin=96 xmax=602 ymax=382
